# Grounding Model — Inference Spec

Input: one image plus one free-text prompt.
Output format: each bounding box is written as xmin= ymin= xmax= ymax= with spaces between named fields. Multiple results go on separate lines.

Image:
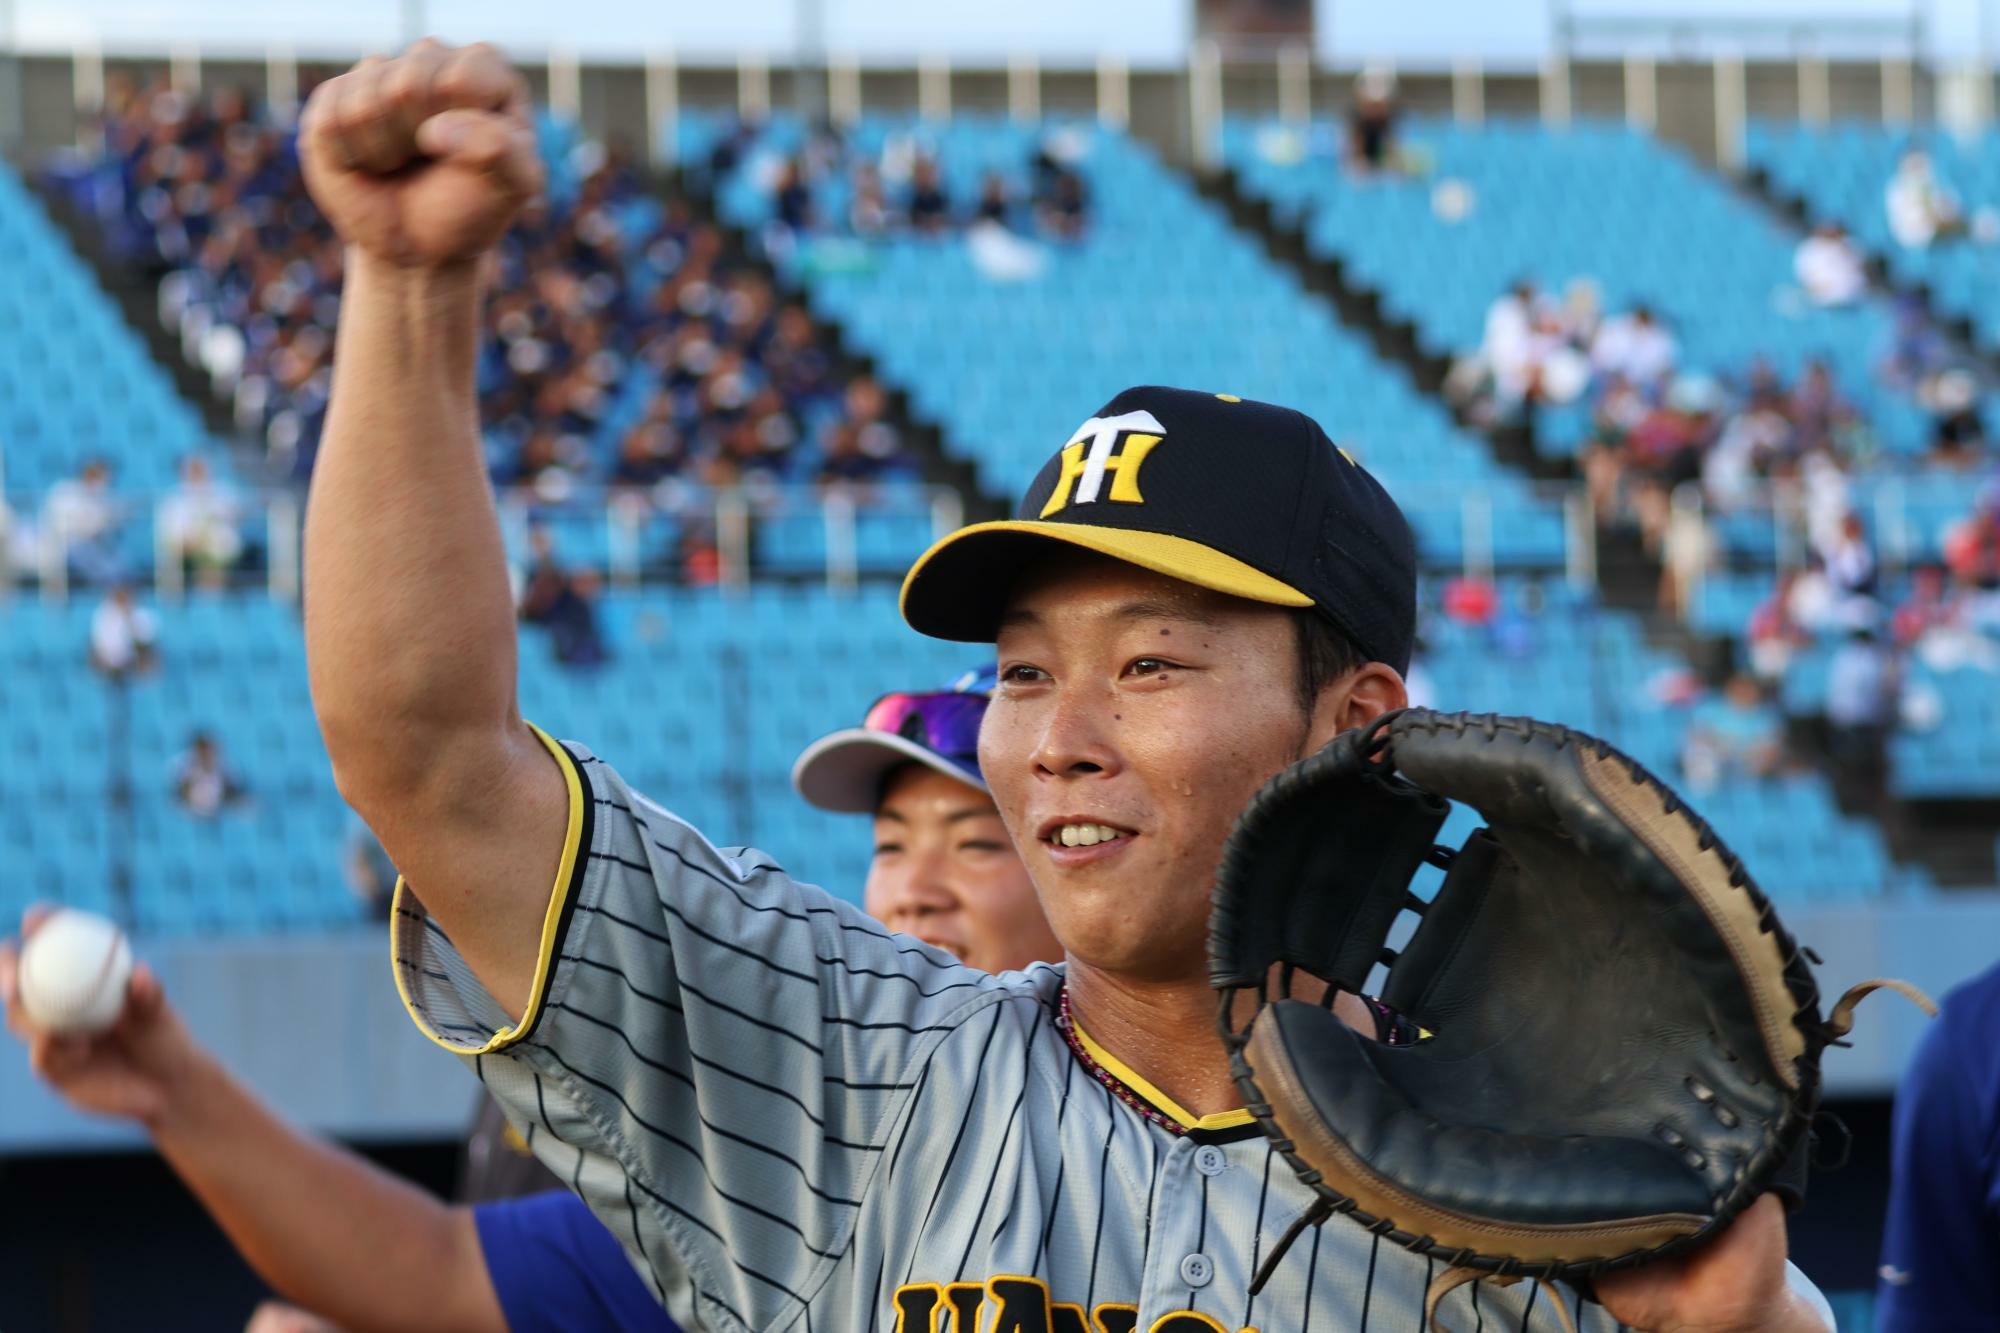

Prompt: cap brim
xmin=790 ymin=729 xmax=987 ymax=814
xmin=900 ymin=521 xmax=1313 ymax=642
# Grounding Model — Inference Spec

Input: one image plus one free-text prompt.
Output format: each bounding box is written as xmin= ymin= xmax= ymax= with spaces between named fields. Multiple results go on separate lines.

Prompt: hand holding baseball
xmin=300 ymin=39 xmax=543 ymax=268
xmin=2 ymin=906 xmax=199 ymax=1128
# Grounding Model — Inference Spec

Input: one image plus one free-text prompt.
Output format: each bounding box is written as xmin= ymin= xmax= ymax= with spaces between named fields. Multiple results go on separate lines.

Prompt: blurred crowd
xmin=54 ymin=77 xmax=917 ymax=515
xmin=6 ymin=452 xmax=255 ymax=589
xmin=715 ymin=117 xmax=1093 ymax=282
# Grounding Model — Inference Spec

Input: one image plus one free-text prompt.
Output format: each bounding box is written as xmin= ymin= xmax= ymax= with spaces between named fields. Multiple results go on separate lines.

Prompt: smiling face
xmin=864 ymin=764 xmax=1061 ymax=974
xmin=981 ymin=556 xmax=1405 ymax=983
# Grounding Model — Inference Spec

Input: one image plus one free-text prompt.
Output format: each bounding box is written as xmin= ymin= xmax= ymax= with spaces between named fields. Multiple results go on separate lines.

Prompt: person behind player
xmin=792 ymin=664 xmax=1060 ymax=974
xmin=0 ymin=672 xmax=1052 ymax=1332
xmin=300 ymin=41 xmax=1833 ymax=1332
xmin=1875 ymin=958 xmax=2000 ymax=1330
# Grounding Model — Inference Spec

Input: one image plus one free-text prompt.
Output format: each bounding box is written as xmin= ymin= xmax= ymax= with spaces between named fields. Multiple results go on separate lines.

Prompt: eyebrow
xmin=998 ymin=597 xmax=1225 ymax=631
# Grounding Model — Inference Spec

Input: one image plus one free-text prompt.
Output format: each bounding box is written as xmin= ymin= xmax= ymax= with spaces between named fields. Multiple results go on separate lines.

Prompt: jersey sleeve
xmin=473 ymin=1190 xmax=680 ymax=1333
xmin=393 ymin=731 xmax=1013 ymax=1332
xmin=1875 ymin=991 xmax=2000 ymax=1331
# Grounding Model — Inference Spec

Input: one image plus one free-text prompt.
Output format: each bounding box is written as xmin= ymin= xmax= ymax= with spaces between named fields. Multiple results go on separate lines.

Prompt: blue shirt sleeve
xmin=474 ymin=1190 xmax=680 ymax=1333
xmin=1876 ymin=964 xmax=2000 ymax=1332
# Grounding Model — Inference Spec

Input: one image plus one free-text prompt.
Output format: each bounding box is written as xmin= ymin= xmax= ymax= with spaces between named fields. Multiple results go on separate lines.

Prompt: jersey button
xmin=1194 ymin=1144 xmax=1227 ymax=1176
xmin=1178 ymin=1253 xmax=1215 ymax=1288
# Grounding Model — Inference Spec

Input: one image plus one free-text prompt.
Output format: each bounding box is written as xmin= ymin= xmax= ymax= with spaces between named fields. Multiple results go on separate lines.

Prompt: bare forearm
xmin=305 ymin=252 xmax=521 ymax=795
xmin=152 ymin=1054 xmax=498 ymax=1332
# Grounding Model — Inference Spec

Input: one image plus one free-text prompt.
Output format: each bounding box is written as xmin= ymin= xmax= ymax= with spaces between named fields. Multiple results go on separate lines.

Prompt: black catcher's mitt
xmin=1209 ymin=709 xmax=1929 ymax=1329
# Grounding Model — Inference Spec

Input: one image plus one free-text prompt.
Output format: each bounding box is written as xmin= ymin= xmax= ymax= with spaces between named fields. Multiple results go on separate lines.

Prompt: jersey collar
xmin=1055 ymin=983 xmax=1259 ymax=1139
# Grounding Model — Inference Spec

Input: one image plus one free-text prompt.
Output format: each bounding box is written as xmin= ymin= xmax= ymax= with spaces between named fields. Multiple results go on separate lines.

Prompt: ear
xmin=1302 ymin=662 xmax=1408 ymax=754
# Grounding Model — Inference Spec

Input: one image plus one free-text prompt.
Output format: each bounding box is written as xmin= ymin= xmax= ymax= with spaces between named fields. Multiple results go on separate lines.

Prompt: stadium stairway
xmin=1741 ymin=125 xmax=2000 ymax=389
xmin=30 ymin=169 xmax=251 ymax=456
xmin=1201 ymin=123 xmax=1990 ymax=891
xmin=1199 ymin=136 xmax=1678 ymax=637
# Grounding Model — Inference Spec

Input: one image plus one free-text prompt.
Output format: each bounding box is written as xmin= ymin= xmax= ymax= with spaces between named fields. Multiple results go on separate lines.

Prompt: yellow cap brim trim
xmin=900 ymin=520 xmax=1312 ymax=641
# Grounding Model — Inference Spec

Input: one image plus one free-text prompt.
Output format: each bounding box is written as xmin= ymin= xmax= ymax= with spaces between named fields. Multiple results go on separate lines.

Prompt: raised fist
xmin=300 ymin=40 xmax=543 ymax=267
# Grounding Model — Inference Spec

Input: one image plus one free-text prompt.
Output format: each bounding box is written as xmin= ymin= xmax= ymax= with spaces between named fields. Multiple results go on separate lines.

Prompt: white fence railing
xmin=2 ymin=36 xmax=1992 ymax=168
xmin=0 ymin=483 xmax=972 ymax=605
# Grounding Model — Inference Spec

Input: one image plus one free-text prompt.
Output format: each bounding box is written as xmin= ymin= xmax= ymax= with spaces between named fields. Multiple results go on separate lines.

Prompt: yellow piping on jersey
xmin=1068 ymin=1013 xmax=1256 ymax=1133
xmin=390 ymin=723 xmax=586 ymax=1055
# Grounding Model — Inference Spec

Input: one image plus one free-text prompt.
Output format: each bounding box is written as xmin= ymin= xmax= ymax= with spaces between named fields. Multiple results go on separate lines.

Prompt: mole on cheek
xmin=1159 ymin=628 xmax=1170 ymax=636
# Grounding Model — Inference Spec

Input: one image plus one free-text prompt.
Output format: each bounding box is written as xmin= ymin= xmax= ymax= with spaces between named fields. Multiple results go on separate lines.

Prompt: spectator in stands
xmin=1877 ymin=296 xmax=1948 ymax=395
xmin=1345 ymin=65 xmax=1400 ymax=176
xmin=172 ymin=730 xmax=247 ymax=818
xmin=1825 ymin=620 xmax=1897 ymax=813
xmin=1591 ymin=303 xmax=1677 ymax=391
xmin=1625 ymin=374 xmax=1719 ymax=559
xmin=907 ymin=155 xmax=950 ymax=235
xmin=975 ymin=172 xmax=1012 ymax=228
xmin=1788 ymin=358 xmax=1857 ymax=459
xmin=818 ymin=374 xmax=908 ymax=486
xmin=1886 ymin=147 xmax=1967 ymax=249
xmin=88 ymin=584 xmax=159 ymax=680
xmin=1819 ymin=510 xmax=1879 ymax=604
xmin=518 ymin=526 xmax=609 ymax=668
xmin=1702 ymin=369 xmax=1793 ymax=514
xmin=40 ymin=458 xmax=126 ymax=586
xmin=159 ymin=453 xmax=247 ymax=587
xmin=1793 ymin=221 xmax=1867 ymax=306
xmin=1037 ymin=166 xmax=1090 ymax=242
xmin=1746 ymin=570 xmax=1815 ymax=683
xmin=1876 ymin=960 xmax=2000 ymax=1333
xmin=1474 ymin=279 xmax=1542 ymax=419
xmin=1560 ymin=277 xmax=1603 ymax=350
xmin=1944 ymin=485 xmax=2000 ymax=590
xmin=612 ymin=399 xmax=688 ymax=490
xmin=1681 ymin=672 xmax=1785 ymax=793
xmin=849 ymin=162 xmax=892 ymax=237
xmin=761 ymin=155 xmax=814 ymax=260
xmin=1894 ymin=564 xmax=1998 ymax=674
xmin=1927 ymin=369 xmax=1989 ymax=469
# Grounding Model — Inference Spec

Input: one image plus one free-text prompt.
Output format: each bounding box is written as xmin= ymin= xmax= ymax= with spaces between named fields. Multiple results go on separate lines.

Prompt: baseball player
xmin=299 ymin=41 xmax=1835 ymax=1332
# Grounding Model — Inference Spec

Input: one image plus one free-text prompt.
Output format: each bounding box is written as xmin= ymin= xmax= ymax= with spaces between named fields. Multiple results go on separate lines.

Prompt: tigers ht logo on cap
xmin=1038 ymin=409 xmax=1166 ymax=518
xmin=902 ymin=386 xmax=1417 ymax=675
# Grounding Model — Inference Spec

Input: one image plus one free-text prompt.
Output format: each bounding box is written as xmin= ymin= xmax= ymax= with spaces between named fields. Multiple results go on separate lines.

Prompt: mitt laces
xmin=1825 ymin=977 xmax=1937 ymax=1041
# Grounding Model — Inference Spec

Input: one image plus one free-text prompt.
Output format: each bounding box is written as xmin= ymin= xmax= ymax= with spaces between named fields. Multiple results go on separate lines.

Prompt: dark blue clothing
xmin=474 ymin=1190 xmax=679 ymax=1332
xmin=1877 ymin=961 xmax=2000 ymax=1332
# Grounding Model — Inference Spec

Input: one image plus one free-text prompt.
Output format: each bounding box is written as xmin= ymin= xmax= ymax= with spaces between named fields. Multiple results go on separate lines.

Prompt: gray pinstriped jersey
xmin=394 ymin=739 xmax=1825 ymax=1333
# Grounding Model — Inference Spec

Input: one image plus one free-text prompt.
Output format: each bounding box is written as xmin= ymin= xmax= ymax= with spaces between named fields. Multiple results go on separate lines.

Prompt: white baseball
xmin=18 ymin=909 xmax=134 ymax=1036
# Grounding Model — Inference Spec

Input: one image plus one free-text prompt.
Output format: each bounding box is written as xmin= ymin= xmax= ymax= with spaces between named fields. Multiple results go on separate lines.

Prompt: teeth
xmin=1055 ymin=824 xmax=1122 ymax=847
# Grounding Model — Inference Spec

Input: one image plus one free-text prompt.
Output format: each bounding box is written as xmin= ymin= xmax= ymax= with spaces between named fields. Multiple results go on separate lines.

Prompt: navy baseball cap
xmin=791 ymin=665 xmax=996 ymax=814
xmin=900 ymin=386 xmax=1417 ymax=674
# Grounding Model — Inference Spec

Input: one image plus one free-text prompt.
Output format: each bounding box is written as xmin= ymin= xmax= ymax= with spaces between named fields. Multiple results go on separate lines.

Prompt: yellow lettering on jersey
xmin=986 ymin=1275 xmax=1054 ymax=1333
xmin=945 ymin=1281 xmax=987 ymax=1333
xmin=1091 ymin=1304 xmax=1140 ymax=1333
xmin=897 ymin=1283 xmax=1251 ymax=1333
xmin=893 ymin=1282 xmax=944 ymax=1333
xmin=1147 ymin=1315 xmax=1232 ymax=1333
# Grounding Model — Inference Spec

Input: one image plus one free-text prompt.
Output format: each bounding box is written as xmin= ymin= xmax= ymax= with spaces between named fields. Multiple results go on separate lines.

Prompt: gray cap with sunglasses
xmin=789 ymin=665 xmax=996 ymax=813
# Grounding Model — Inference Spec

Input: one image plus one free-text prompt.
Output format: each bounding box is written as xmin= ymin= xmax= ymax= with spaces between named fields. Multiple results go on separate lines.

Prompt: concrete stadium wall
xmin=5 ymin=50 xmax=1990 ymax=173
